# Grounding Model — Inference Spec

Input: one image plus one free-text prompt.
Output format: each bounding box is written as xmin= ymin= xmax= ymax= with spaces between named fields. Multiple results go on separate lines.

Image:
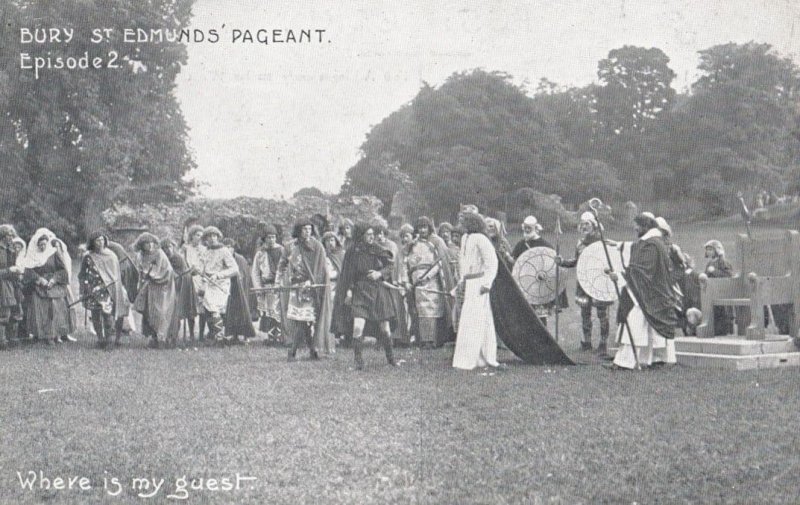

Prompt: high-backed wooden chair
xmin=696 ymin=230 xmax=800 ymax=339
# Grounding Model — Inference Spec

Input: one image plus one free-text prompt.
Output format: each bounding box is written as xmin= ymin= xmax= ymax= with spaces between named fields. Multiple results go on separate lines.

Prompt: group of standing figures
xmin=1 ymin=201 xmax=774 ymax=372
xmin=0 ymin=205 xmax=509 ymax=371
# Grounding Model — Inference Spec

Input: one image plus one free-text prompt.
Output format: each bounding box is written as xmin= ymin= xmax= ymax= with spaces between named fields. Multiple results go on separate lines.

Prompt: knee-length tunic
xmin=335 ymin=242 xmax=395 ymax=322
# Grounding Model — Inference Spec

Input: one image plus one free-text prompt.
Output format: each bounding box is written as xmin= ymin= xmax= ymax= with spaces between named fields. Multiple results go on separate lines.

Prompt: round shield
xmin=512 ymin=247 xmax=567 ymax=305
xmin=576 ymin=241 xmax=632 ymax=302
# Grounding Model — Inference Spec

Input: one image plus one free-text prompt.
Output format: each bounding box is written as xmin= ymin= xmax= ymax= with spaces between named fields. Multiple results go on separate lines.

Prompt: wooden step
xmin=675 ymin=336 xmax=796 ymax=356
xmin=676 ymin=351 xmax=800 ymax=370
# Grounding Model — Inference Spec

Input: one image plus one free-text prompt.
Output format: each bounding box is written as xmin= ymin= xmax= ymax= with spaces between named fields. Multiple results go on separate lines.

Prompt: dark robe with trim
xmin=618 ymin=235 xmax=678 ymax=339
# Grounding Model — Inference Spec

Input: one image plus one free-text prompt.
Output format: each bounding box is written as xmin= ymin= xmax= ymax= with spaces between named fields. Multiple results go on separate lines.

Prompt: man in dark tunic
xmin=334 ymin=223 xmax=397 ymax=370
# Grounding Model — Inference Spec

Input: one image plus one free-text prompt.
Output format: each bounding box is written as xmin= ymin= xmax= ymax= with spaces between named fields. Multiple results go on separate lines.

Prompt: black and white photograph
xmin=1 ymin=0 xmax=799 ymax=503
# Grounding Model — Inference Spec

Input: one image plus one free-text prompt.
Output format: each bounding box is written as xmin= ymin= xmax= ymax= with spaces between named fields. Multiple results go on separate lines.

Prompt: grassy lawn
xmin=0 ymin=220 xmax=798 ymax=504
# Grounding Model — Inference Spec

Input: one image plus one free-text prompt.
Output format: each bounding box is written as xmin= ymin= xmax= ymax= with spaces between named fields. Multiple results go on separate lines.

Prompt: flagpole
xmin=554 ymin=216 xmax=562 ymax=343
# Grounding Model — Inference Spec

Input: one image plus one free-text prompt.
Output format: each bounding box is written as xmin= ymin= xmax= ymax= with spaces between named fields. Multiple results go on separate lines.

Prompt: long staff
xmin=589 ymin=198 xmax=640 ymax=370
xmin=554 ymin=217 xmax=562 ymax=343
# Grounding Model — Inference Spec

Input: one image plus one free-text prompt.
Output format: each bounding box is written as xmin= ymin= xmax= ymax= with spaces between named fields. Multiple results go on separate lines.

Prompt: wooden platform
xmin=675 ymin=336 xmax=800 ymax=370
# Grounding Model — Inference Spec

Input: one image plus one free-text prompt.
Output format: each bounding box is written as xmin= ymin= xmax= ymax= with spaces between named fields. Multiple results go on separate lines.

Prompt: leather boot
xmin=6 ymin=321 xmax=19 ymax=345
xmin=353 ymin=337 xmax=364 ymax=370
xmin=0 ymin=325 xmax=6 ymax=350
xmin=198 ymin=313 xmax=207 ymax=341
xmin=383 ymin=334 xmax=397 ymax=366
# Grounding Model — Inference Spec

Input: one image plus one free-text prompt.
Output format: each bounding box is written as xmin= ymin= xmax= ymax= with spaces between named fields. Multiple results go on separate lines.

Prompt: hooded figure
xmin=21 ymin=229 xmax=75 ymax=344
xmin=133 ymin=232 xmax=176 ymax=347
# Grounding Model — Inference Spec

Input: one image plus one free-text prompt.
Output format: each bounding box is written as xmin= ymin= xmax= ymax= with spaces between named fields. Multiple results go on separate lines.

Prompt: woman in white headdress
xmin=21 ymin=228 xmax=75 ymax=344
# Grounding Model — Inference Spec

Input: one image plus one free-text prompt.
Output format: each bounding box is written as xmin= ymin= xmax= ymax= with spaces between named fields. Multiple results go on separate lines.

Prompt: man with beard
xmin=403 ymin=216 xmax=455 ymax=348
xmin=281 ymin=218 xmax=334 ymax=360
xmin=335 ymin=223 xmax=397 ymax=370
xmin=556 ymin=212 xmax=613 ymax=355
xmin=251 ymin=226 xmax=285 ymax=342
xmin=608 ymin=213 xmax=679 ymax=370
xmin=511 ymin=215 xmax=567 ymax=326
xmin=0 ymin=225 xmax=23 ymax=349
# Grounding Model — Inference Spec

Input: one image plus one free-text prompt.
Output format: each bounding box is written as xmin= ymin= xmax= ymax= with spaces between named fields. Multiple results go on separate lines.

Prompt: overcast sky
xmin=175 ymin=0 xmax=800 ymax=199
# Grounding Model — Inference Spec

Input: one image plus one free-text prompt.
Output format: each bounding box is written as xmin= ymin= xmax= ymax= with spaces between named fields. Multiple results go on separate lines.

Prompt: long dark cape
xmin=225 ymin=274 xmax=256 ymax=338
xmin=489 ymin=252 xmax=574 ymax=365
xmin=619 ymin=237 xmax=678 ymax=339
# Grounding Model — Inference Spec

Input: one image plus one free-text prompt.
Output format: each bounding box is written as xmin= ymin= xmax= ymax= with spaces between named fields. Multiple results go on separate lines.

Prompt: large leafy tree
xmin=0 ymin=0 xmax=195 ymax=244
xmin=595 ymin=45 xmax=676 ymax=135
xmin=342 ymin=70 xmax=569 ymax=221
xmin=664 ymin=42 xmax=800 ymax=212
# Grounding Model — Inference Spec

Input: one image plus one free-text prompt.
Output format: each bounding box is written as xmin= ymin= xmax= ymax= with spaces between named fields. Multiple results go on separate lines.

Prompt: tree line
xmin=341 ymin=43 xmax=800 ymax=224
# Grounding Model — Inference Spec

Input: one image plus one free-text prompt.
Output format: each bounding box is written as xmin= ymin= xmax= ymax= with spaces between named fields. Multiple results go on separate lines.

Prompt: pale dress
xmin=452 ymin=233 xmax=500 ymax=370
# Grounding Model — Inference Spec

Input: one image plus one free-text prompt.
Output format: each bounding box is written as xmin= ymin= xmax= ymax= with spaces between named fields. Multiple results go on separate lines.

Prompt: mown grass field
xmin=0 ymin=221 xmax=798 ymax=504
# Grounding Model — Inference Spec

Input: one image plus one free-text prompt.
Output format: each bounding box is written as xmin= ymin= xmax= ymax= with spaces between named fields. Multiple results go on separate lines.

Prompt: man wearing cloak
xmin=223 ymin=238 xmax=256 ymax=343
xmin=79 ymin=231 xmax=131 ymax=349
xmin=610 ymin=213 xmax=679 ymax=370
xmin=402 ymin=216 xmax=455 ymax=348
xmin=133 ymin=232 xmax=176 ymax=348
xmin=280 ymin=219 xmax=334 ymax=360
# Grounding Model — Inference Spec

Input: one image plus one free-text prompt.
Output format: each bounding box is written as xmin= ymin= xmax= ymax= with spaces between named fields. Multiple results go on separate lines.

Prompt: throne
xmin=696 ymin=230 xmax=800 ymax=339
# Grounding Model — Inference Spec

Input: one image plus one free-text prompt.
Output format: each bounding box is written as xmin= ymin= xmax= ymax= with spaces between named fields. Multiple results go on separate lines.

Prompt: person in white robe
xmin=452 ymin=212 xmax=500 ymax=370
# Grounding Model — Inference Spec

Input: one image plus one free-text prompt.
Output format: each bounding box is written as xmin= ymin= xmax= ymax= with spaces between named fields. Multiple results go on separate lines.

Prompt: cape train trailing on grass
xmin=490 ymin=252 xmax=574 ymax=366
